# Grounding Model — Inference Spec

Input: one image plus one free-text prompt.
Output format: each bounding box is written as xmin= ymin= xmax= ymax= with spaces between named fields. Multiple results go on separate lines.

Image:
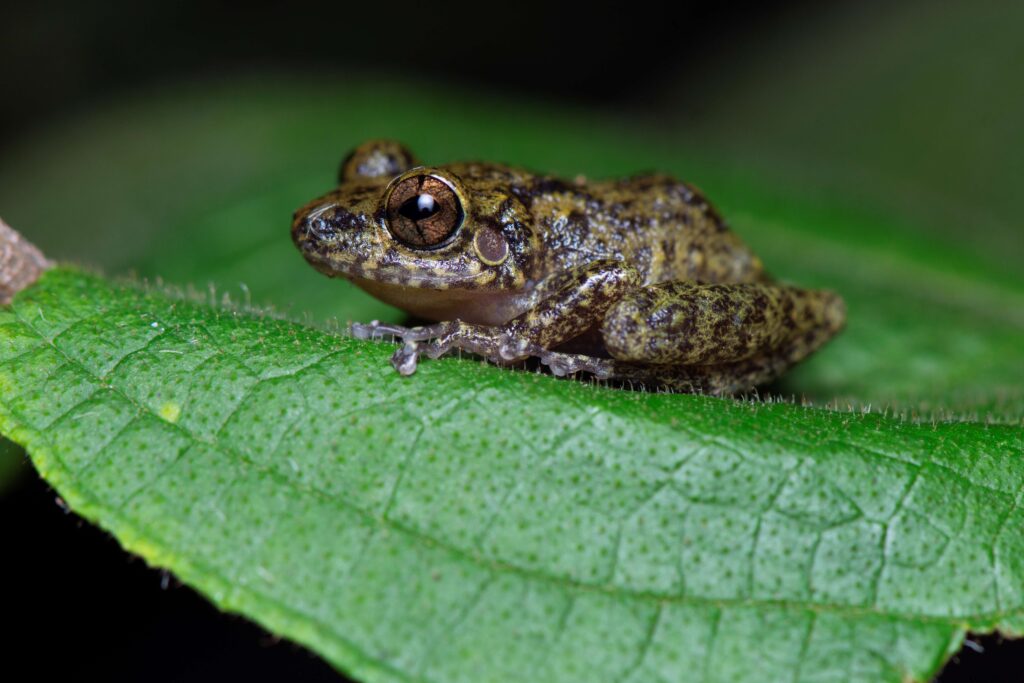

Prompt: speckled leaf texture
xmin=2 ymin=267 xmax=1023 ymax=683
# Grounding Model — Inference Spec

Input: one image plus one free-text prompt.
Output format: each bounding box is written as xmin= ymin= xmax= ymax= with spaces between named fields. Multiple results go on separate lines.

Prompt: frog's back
xmin=467 ymin=165 xmax=768 ymax=286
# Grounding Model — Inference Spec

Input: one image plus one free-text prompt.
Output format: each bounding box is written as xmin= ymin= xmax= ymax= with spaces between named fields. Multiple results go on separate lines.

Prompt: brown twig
xmin=0 ymin=218 xmax=51 ymax=305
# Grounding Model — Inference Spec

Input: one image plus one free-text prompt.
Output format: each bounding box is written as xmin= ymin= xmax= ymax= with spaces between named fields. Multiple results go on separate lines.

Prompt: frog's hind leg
xmin=600 ymin=281 xmax=844 ymax=366
xmin=534 ymin=284 xmax=844 ymax=394
xmin=588 ymin=281 xmax=844 ymax=393
xmin=621 ymin=325 xmax=840 ymax=395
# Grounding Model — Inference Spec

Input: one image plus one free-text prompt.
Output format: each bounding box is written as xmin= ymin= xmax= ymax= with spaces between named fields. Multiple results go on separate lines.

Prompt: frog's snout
xmin=291 ymin=199 xmax=382 ymax=280
xmin=293 ymin=201 xmax=370 ymax=245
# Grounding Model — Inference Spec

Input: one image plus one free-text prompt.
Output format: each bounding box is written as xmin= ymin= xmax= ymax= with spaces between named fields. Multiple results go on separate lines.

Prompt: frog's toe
xmin=351 ymin=320 xmax=416 ymax=341
xmin=538 ymin=349 xmax=616 ymax=379
xmin=350 ymin=320 xmax=379 ymax=340
xmin=390 ymin=341 xmax=421 ymax=376
xmin=498 ymin=335 xmax=533 ymax=361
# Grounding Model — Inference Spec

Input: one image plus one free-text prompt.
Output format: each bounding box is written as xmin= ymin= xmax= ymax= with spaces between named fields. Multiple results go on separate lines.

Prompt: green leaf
xmin=2 ymin=3 xmax=1022 ymax=673
xmin=2 ymin=267 xmax=1023 ymax=683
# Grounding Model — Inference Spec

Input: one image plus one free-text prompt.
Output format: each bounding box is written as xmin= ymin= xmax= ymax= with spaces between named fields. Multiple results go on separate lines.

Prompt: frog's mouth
xmin=299 ymin=242 xmax=502 ymax=290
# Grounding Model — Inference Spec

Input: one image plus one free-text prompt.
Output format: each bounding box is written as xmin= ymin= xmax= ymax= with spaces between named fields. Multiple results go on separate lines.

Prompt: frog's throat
xmin=352 ymin=278 xmax=529 ymax=326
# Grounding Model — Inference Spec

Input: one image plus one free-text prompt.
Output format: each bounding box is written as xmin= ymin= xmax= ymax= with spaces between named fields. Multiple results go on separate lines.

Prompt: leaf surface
xmin=2 ymin=268 xmax=1022 ymax=683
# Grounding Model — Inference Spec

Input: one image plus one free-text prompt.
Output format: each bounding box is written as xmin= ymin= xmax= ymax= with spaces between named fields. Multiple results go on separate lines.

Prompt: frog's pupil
xmin=399 ymin=194 xmax=439 ymax=221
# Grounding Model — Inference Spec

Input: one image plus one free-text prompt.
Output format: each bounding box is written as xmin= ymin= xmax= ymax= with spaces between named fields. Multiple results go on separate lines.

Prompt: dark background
xmin=0 ymin=1 xmax=805 ymax=152
xmin=2 ymin=1 xmax=1021 ymax=681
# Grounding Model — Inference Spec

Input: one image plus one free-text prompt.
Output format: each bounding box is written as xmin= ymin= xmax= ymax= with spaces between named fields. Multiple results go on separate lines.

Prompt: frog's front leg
xmin=351 ymin=319 xmax=507 ymax=375
xmin=352 ymin=260 xmax=641 ymax=375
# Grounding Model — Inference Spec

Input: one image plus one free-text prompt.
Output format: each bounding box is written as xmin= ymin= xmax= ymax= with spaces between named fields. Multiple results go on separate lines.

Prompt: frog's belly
xmin=353 ymin=279 xmax=531 ymax=326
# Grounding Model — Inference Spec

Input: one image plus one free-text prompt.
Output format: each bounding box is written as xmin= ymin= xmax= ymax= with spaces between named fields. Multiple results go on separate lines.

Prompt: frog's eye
xmin=384 ymin=174 xmax=465 ymax=249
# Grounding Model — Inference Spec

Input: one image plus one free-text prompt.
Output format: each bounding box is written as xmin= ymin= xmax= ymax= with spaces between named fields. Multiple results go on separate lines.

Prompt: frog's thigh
xmin=505 ymin=260 xmax=641 ymax=348
xmin=600 ymin=282 xmax=836 ymax=365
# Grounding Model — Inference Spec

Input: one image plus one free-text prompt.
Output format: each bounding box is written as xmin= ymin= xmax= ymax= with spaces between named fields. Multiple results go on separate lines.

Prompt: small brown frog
xmin=292 ymin=140 xmax=845 ymax=394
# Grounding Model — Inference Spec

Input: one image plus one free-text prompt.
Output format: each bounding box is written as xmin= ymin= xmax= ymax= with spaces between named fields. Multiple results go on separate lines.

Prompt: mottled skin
xmin=292 ymin=140 xmax=845 ymax=394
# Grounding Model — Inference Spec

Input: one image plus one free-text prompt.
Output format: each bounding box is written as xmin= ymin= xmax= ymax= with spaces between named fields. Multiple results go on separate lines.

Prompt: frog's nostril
xmin=294 ymin=203 xmax=368 ymax=244
xmin=307 ymin=216 xmax=331 ymax=239
xmin=303 ymin=212 xmax=337 ymax=240
xmin=294 ymin=203 xmax=336 ymax=238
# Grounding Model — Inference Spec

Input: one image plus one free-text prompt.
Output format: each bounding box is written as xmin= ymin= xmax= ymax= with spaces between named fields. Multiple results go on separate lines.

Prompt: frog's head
xmin=292 ymin=140 xmax=539 ymax=322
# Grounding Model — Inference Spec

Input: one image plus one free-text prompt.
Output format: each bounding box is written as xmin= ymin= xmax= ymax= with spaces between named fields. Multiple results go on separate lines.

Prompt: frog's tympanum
xmin=292 ymin=140 xmax=845 ymax=394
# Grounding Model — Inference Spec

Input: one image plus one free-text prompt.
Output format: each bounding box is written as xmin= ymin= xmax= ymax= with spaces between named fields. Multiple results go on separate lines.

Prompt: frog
xmin=291 ymin=140 xmax=845 ymax=395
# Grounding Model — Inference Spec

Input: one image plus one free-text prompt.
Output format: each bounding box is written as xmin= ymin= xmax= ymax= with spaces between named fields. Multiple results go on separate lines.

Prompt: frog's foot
xmin=534 ymin=348 xmax=616 ymax=380
xmin=351 ymin=320 xmax=430 ymax=374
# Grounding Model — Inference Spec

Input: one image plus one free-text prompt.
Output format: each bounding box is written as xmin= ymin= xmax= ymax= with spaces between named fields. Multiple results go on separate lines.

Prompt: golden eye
xmin=385 ymin=175 xmax=464 ymax=249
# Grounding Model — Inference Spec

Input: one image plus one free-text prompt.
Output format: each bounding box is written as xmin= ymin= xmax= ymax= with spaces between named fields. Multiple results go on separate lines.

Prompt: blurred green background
xmin=1 ymin=1 xmax=1022 ymax=681
xmin=4 ymin=2 xmax=1022 ymax=280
